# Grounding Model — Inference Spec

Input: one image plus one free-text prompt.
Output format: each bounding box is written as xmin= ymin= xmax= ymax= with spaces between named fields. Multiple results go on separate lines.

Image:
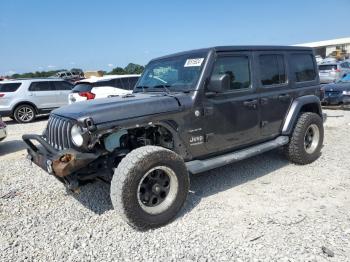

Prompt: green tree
xmin=107 ymin=67 xmax=125 ymax=75
xmin=124 ymin=63 xmax=144 ymax=74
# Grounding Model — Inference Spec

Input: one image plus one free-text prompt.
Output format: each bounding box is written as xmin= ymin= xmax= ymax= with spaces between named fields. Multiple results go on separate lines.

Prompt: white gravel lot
xmin=0 ymin=110 xmax=350 ymax=261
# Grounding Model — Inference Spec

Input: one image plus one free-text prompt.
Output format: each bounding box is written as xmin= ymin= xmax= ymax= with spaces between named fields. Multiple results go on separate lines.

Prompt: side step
xmin=185 ymin=136 xmax=289 ymax=174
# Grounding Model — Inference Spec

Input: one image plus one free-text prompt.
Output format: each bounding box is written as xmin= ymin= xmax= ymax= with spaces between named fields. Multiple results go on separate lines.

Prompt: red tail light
xmin=78 ymin=92 xmax=95 ymax=100
xmin=335 ymin=69 xmax=341 ymax=72
xmin=0 ymin=93 xmax=5 ymax=97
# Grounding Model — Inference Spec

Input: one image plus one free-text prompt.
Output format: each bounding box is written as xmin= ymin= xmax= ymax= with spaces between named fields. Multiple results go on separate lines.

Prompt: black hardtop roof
xmin=151 ymin=45 xmax=313 ymax=61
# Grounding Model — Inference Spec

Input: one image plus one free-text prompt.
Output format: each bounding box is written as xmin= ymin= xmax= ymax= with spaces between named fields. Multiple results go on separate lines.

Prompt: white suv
xmin=68 ymin=75 xmax=140 ymax=104
xmin=0 ymin=78 xmax=73 ymax=123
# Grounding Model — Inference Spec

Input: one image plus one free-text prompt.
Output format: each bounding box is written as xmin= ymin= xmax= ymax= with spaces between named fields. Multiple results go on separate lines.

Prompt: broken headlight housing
xmin=71 ymin=124 xmax=84 ymax=147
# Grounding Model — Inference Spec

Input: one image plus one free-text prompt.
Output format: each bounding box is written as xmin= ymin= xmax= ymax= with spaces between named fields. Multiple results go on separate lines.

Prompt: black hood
xmin=53 ymin=93 xmax=189 ymax=124
xmin=323 ymin=82 xmax=350 ymax=91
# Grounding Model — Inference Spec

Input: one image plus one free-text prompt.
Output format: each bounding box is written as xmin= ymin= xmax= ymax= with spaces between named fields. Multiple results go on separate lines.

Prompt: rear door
xmin=52 ymin=81 xmax=73 ymax=107
xmin=28 ymin=81 xmax=58 ymax=109
xmin=256 ymin=52 xmax=292 ymax=139
xmin=202 ymin=52 xmax=261 ymax=153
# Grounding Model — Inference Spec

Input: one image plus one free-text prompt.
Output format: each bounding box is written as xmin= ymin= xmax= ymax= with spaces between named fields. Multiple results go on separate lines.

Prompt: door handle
xmin=243 ymin=99 xmax=258 ymax=109
xmin=278 ymin=94 xmax=290 ymax=101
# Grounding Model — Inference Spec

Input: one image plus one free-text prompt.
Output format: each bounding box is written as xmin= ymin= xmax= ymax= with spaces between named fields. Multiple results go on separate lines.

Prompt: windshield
xmin=338 ymin=74 xmax=350 ymax=83
xmin=134 ymin=52 xmax=207 ymax=93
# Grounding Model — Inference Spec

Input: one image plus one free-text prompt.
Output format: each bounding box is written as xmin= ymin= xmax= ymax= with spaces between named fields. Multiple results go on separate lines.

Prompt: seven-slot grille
xmin=44 ymin=115 xmax=74 ymax=150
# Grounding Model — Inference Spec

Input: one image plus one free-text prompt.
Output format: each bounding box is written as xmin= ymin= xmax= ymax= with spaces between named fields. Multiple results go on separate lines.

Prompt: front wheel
xmin=285 ymin=112 xmax=324 ymax=165
xmin=110 ymin=146 xmax=190 ymax=230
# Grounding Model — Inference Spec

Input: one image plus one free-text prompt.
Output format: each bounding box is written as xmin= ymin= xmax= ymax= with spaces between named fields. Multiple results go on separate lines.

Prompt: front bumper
xmin=322 ymin=95 xmax=350 ymax=105
xmin=22 ymin=134 xmax=99 ymax=178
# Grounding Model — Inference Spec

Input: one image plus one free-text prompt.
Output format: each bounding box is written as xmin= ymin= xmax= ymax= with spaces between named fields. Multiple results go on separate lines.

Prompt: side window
xmin=28 ymin=81 xmax=52 ymax=91
xmin=212 ymin=56 xmax=251 ymax=90
xmin=94 ymin=80 xmax=113 ymax=87
xmin=259 ymin=54 xmax=286 ymax=86
xmin=113 ymin=78 xmax=123 ymax=89
xmin=113 ymin=78 xmax=129 ymax=90
xmin=53 ymin=81 xmax=73 ymax=90
xmin=120 ymin=78 xmax=130 ymax=90
xmin=0 ymin=83 xmax=21 ymax=92
xmin=291 ymin=54 xmax=316 ymax=82
xmin=129 ymin=77 xmax=138 ymax=89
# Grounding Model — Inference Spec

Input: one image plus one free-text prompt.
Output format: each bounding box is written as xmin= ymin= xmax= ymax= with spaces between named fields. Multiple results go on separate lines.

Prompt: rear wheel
xmin=285 ymin=112 xmax=324 ymax=165
xmin=110 ymin=146 xmax=189 ymax=230
xmin=14 ymin=104 xmax=36 ymax=123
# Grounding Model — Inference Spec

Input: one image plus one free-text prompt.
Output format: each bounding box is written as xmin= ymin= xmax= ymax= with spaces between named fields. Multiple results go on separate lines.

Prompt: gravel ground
xmin=1 ymin=110 xmax=350 ymax=261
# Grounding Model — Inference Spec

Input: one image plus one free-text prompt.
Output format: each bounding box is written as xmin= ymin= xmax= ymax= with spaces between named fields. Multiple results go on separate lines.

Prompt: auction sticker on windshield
xmin=184 ymin=58 xmax=204 ymax=67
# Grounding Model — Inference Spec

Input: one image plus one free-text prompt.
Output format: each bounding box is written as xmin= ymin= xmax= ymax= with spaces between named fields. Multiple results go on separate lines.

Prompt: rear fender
xmin=281 ymin=95 xmax=322 ymax=135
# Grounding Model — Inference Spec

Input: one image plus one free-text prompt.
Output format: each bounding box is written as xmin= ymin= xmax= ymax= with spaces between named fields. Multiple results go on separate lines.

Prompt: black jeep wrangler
xmin=23 ymin=46 xmax=324 ymax=229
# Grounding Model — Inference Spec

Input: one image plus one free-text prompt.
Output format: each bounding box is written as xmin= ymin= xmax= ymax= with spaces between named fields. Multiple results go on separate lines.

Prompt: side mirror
xmin=207 ymin=74 xmax=231 ymax=93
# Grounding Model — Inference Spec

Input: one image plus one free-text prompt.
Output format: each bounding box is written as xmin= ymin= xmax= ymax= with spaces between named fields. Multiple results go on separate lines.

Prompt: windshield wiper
xmin=153 ymin=84 xmax=172 ymax=94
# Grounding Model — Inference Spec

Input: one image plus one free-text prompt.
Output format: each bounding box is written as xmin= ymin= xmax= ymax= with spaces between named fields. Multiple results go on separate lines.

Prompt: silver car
xmin=0 ymin=78 xmax=73 ymax=123
xmin=318 ymin=61 xmax=350 ymax=84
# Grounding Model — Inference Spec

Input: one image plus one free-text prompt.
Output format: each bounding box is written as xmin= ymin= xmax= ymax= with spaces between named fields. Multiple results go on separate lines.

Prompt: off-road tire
xmin=110 ymin=146 xmax=189 ymax=230
xmin=14 ymin=104 xmax=36 ymax=123
xmin=285 ymin=112 xmax=324 ymax=165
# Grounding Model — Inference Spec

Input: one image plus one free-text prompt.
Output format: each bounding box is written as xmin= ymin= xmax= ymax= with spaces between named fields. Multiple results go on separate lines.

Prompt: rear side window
xmin=259 ymin=55 xmax=286 ymax=86
xmin=52 ymin=81 xmax=73 ymax=90
xmin=0 ymin=83 xmax=21 ymax=92
xmin=129 ymin=77 xmax=139 ymax=89
xmin=29 ymin=81 xmax=52 ymax=91
xmin=291 ymin=54 xmax=316 ymax=82
xmin=94 ymin=80 xmax=114 ymax=87
xmin=72 ymin=83 xmax=93 ymax=93
xmin=114 ymin=78 xmax=128 ymax=90
xmin=319 ymin=64 xmax=337 ymax=71
xmin=120 ymin=78 xmax=131 ymax=90
xmin=212 ymin=56 xmax=251 ymax=90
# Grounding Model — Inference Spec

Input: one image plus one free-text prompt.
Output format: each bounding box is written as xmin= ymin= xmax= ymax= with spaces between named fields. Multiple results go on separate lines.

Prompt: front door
xmin=203 ymin=52 xmax=260 ymax=154
xmin=28 ymin=81 xmax=58 ymax=110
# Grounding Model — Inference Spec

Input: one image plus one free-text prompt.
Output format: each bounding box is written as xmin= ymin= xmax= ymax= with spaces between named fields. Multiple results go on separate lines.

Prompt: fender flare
xmin=281 ymin=95 xmax=322 ymax=135
xmin=155 ymin=120 xmax=193 ymax=161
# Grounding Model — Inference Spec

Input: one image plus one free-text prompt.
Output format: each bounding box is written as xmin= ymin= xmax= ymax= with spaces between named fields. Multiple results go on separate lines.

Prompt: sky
xmin=1 ymin=0 xmax=349 ymax=75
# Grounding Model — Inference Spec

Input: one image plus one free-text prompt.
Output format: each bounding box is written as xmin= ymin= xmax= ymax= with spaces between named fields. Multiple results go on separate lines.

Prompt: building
xmin=295 ymin=37 xmax=350 ymax=59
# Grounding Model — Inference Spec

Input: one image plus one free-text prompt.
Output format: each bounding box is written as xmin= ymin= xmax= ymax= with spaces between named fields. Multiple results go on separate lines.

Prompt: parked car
xmin=315 ymin=55 xmax=323 ymax=64
xmin=0 ymin=78 xmax=73 ymax=123
xmin=23 ymin=46 xmax=324 ymax=229
xmin=0 ymin=116 xmax=7 ymax=141
xmin=322 ymin=57 xmax=337 ymax=64
xmin=318 ymin=61 xmax=350 ymax=83
xmin=68 ymin=75 xmax=139 ymax=104
xmin=321 ymin=74 xmax=350 ymax=105
xmin=54 ymin=71 xmax=82 ymax=82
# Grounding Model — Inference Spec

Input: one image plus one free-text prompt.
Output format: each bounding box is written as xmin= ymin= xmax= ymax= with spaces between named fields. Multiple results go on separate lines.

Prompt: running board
xmin=185 ymin=136 xmax=289 ymax=174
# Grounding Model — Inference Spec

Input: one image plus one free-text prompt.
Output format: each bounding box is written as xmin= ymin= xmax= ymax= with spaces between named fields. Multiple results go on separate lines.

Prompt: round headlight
xmin=71 ymin=124 xmax=84 ymax=147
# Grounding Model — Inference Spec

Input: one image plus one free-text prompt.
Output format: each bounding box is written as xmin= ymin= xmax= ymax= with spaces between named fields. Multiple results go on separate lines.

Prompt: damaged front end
xmin=23 ymin=133 xmax=100 ymax=190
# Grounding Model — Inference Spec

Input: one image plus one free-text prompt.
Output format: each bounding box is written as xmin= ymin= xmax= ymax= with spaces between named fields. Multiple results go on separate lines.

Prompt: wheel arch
xmin=281 ymin=95 xmax=322 ymax=135
xmin=12 ymin=101 xmax=39 ymax=115
xmin=155 ymin=120 xmax=192 ymax=161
